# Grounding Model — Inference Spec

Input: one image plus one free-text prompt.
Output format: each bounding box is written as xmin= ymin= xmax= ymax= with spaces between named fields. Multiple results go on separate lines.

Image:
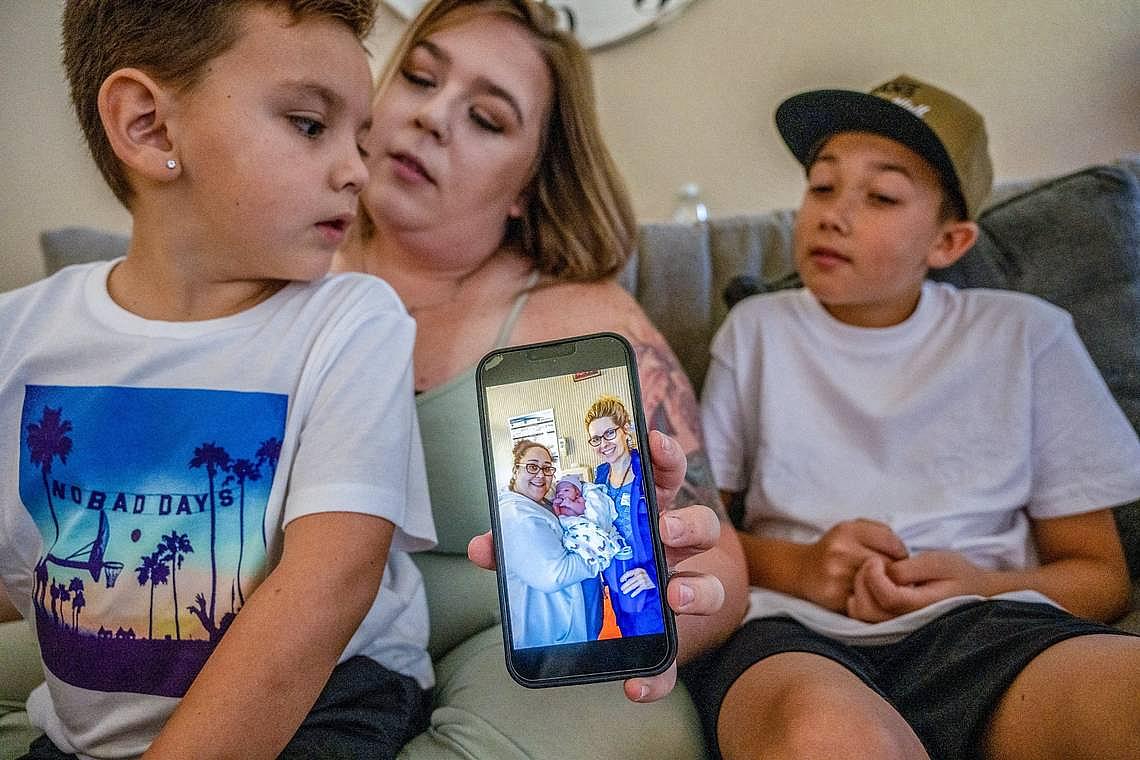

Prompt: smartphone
xmin=475 ymin=332 xmax=677 ymax=688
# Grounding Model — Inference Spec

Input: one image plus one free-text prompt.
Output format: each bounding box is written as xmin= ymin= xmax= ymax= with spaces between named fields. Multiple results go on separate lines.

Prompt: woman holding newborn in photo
xmin=499 ymin=425 xmax=657 ymax=649
xmin=497 ymin=440 xmax=607 ymax=648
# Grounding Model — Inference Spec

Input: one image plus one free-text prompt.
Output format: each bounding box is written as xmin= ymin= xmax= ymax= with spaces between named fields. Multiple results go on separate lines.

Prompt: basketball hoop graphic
xmin=102 ymin=562 xmax=124 ymax=588
xmin=45 ymin=511 xmax=124 ymax=589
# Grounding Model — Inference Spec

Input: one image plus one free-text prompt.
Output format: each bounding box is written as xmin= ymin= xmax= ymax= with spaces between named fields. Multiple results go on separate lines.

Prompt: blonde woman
xmin=336 ymin=0 xmax=746 ymax=702
xmin=585 ymin=395 xmax=662 ymax=637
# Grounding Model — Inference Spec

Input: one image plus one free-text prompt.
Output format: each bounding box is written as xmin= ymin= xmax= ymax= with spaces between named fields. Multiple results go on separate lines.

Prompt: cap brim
xmin=775 ymin=89 xmax=959 ymax=202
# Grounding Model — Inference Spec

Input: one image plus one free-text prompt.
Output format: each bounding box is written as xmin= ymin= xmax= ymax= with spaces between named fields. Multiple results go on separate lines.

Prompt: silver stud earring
xmin=166 ymin=159 xmax=177 ymax=170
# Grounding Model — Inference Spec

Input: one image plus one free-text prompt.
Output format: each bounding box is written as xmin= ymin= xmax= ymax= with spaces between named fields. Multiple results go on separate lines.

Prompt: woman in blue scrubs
xmin=586 ymin=396 xmax=663 ymax=638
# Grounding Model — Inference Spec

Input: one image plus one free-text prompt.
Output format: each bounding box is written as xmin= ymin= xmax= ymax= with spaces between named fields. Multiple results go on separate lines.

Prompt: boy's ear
xmin=98 ymin=68 xmax=180 ymax=183
xmin=927 ymin=220 xmax=979 ymax=270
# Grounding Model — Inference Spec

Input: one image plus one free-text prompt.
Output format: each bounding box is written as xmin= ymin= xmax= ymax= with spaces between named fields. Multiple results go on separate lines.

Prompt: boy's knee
xmin=720 ymin=677 xmax=924 ymax=760
xmin=779 ymin=686 xmax=917 ymax=759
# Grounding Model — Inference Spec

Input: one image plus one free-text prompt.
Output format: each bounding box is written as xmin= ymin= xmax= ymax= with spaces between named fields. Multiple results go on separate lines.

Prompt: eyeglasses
xmin=588 ymin=427 xmax=620 ymax=447
xmin=520 ymin=462 xmax=556 ymax=476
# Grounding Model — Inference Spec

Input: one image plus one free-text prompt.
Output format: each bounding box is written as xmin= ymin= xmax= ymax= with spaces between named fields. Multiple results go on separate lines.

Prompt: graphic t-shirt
xmin=0 ymin=260 xmax=436 ymax=758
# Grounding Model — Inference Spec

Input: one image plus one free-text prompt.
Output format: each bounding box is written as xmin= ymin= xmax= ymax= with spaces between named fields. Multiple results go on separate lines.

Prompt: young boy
xmin=0 ymin=2 xmax=436 ymax=758
xmin=692 ymin=75 xmax=1140 ymax=759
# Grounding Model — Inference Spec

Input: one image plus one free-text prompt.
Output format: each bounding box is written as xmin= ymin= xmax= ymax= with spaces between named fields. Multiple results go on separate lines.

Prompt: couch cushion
xmin=40 ymin=226 xmax=129 ymax=275
xmin=401 ymin=625 xmax=706 ymax=760
xmin=631 ymin=211 xmax=797 ymax=392
xmin=932 ymin=164 xmax=1140 ymax=577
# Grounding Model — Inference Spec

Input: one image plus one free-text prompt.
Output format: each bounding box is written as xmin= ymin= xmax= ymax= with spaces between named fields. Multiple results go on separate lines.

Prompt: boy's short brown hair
xmin=62 ymin=0 xmax=378 ymax=207
xmin=775 ymin=74 xmax=993 ymax=221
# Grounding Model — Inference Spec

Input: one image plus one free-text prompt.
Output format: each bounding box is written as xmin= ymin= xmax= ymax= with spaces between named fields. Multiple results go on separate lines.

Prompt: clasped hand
xmin=798 ymin=519 xmax=987 ymax=623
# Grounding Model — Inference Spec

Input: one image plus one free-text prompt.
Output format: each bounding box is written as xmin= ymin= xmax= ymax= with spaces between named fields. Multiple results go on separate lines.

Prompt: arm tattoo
xmin=629 ymin=325 xmax=726 ymax=519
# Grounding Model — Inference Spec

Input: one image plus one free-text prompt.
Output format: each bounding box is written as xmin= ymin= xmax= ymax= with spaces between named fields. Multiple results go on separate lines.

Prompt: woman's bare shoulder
xmin=516 ymin=278 xmax=655 ymax=343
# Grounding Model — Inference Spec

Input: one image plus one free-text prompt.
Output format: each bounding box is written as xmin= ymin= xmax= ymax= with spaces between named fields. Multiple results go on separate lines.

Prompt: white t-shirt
xmin=702 ymin=282 xmax=1140 ymax=643
xmin=0 ymin=260 xmax=437 ymax=758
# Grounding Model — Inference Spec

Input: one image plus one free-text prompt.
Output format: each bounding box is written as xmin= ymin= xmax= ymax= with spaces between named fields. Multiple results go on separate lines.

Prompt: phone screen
xmin=476 ymin=333 xmax=677 ymax=687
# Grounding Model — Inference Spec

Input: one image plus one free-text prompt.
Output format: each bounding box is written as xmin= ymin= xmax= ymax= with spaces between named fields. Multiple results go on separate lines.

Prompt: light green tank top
xmin=415 ymin=274 xmax=536 ymax=554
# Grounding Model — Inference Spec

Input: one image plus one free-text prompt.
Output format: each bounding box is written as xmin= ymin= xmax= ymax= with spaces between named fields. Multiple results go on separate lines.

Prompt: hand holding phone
xmin=476 ymin=333 xmax=678 ymax=687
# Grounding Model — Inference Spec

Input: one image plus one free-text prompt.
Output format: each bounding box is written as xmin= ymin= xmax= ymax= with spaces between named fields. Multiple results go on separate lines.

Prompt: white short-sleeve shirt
xmin=701 ymin=282 xmax=1140 ymax=643
xmin=0 ymin=261 xmax=436 ymax=757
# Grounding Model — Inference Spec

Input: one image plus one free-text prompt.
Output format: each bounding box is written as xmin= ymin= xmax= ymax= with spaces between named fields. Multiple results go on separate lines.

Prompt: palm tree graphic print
xmin=18 ymin=385 xmax=287 ymax=697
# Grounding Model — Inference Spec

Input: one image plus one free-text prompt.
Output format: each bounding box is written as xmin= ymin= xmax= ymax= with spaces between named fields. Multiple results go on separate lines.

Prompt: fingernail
xmin=664 ymin=514 xmax=682 ymax=541
xmin=677 ymin=581 xmax=695 ymax=608
xmin=635 ymin=684 xmax=649 ymax=701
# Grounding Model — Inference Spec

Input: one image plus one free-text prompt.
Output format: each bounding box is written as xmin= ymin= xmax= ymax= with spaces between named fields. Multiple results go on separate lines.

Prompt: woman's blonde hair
xmin=508 ymin=438 xmax=553 ymax=490
xmin=362 ymin=0 xmax=637 ymax=282
xmin=584 ymin=395 xmax=636 ymax=448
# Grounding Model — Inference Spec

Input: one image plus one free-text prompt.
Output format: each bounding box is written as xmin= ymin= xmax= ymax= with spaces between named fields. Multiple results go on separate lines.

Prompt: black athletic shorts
xmin=20 ymin=655 xmax=431 ymax=760
xmin=679 ymin=600 xmax=1133 ymax=760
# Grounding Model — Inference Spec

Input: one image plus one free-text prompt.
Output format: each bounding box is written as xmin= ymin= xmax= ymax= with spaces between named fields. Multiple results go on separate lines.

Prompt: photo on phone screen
xmin=476 ymin=333 xmax=677 ymax=688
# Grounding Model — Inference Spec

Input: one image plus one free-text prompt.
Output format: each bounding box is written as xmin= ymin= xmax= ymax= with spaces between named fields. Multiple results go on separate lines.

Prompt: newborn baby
xmin=552 ymin=474 xmax=632 ymax=574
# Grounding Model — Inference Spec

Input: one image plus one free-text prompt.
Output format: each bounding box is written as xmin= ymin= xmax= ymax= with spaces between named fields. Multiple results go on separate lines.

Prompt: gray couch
xmin=3 ymin=155 xmax=1138 ymax=759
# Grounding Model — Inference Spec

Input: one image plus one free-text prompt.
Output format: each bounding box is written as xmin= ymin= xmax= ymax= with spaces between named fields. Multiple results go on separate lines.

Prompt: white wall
xmin=2 ymin=0 xmax=1137 ymax=292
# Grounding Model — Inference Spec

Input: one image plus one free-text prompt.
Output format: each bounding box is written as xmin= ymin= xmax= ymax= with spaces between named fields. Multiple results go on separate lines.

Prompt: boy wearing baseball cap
xmin=689 ymin=75 xmax=1140 ymax=759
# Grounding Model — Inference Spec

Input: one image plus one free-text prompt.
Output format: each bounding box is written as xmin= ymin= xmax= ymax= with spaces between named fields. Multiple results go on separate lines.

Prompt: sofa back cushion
xmin=624 ymin=211 xmax=798 ymax=392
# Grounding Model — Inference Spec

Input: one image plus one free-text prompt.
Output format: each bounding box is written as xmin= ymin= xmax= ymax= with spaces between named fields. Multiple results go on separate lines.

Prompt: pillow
xmin=40 ymin=226 xmax=129 ymax=276
xmin=933 ymin=164 xmax=1140 ymax=577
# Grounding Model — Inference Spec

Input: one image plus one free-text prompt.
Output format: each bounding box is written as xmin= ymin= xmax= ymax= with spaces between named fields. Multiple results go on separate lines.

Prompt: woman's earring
xmin=166 ymin=159 xmax=177 ymax=170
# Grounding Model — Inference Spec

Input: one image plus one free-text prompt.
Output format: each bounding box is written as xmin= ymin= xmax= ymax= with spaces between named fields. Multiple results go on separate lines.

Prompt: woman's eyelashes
xmin=401 ymin=66 xmax=509 ymax=135
xmin=401 ymin=68 xmax=434 ymax=88
xmin=469 ymin=107 xmax=503 ymax=133
xmin=289 ymin=114 xmax=326 ymax=139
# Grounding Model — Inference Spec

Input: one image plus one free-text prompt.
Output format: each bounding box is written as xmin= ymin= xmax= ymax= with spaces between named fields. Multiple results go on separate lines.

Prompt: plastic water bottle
xmin=672 ymin=182 xmax=709 ymax=224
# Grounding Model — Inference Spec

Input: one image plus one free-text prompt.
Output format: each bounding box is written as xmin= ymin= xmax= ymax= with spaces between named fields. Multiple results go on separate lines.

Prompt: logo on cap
xmin=873 ymin=81 xmax=931 ymax=119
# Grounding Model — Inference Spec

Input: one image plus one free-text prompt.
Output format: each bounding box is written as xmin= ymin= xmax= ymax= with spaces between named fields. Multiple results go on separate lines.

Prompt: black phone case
xmin=475 ymin=332 xmax=677 ymax=688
